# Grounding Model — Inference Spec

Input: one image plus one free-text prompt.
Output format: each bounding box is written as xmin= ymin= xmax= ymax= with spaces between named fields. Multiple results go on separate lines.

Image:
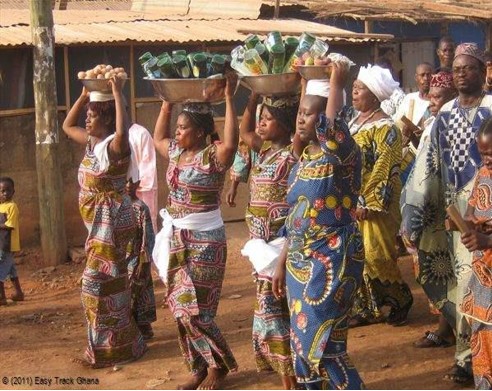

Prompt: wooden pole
xmin=274 ymin=0 xmax=280 ymax=19
xmin=29 ymin=0 xmax=67 ymax=265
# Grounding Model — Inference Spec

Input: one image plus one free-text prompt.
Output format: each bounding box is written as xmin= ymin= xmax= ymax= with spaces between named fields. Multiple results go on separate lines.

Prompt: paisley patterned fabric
xmin=233 ymin=143 xmax=297 ymax=376
xmin=401 ymin=95 xmax=492 ymax=375
xmin=78 ymin=141 xmax=146 ymax=367
xmin=165 ymin=140 xmax=237 ymax=375
xmin=285 ymin=113 xmax=365 ymax=388
xmin=460 ymin=166 xmax=492 ymax=388
xmin=350 ymin=117 xmax=413 ymax=322
xmin=127 ymin=199 xmax=157 ymax=327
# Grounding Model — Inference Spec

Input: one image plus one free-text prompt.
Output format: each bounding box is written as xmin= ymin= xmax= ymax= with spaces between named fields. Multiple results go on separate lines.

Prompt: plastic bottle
xmin=244 ymin=48 xmax=268 ymax=75
xmin=283 ymin=32 xmax=317 ymax=72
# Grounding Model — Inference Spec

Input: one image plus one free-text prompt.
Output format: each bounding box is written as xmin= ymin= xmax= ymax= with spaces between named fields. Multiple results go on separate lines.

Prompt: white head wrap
xmin=306 ymin=79 xmax=330 ymax=98
xmin=357 ymin=64 xmax=399 ymax=102
xmin=89 ymin=91 xmax=114 ymax=102
xmin=305 ymin=79 xmax=347 ymax=104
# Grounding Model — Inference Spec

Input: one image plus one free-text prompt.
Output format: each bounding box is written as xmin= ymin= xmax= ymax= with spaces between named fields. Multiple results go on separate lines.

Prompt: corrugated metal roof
xmin=281 ymin=0 xmax=492 ymax=22
xmin=0 ymin=12 xmax=393 ymax=47
xmin=130 ymin=0 xmax=262 ymax=19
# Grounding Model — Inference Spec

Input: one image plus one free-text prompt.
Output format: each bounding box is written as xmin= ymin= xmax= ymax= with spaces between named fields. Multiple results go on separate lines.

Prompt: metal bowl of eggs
xmin=78 ymin=65 xmax=128 ymax=92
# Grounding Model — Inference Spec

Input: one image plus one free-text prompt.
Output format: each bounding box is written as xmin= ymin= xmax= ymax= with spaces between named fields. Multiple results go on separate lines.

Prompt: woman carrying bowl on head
xmin=226 ymin=91 xmax=304 ymax=390
xmin=272 ymin=63 xmax=365 ymax=389
xmin=348 ymin=65 xmax=413 ymax=327
xmin=153 ymin=72 xmax=239 ymax=390
xmin=62 ymin=77 xmax=146 ymax=368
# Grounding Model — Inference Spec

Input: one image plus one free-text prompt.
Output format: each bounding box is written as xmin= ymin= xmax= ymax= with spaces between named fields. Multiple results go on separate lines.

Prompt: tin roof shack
xmin=0 ymin=2 xmax=392 ymax=247
xmin=273 ymin=0 xmax=492 ymax=92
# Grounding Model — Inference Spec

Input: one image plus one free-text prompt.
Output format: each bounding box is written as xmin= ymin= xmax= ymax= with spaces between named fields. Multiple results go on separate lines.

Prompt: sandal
xmin=414 ymin=331 xmax=455 ymax=348
xmin=443 ymin=364 xmax=474 ymax=385
xmin=387 ymin=299 xmax=413 ymax=326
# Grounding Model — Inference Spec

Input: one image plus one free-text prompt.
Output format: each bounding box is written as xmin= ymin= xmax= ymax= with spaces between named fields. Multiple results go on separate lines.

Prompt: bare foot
xmin=177 ymin=370 xmax=207 ymax=390
xmin=71 ymin=357 xmax=94 ymax=368
xmin=197 ymin=368 xmax=227 ymax=390
xmin=10 ymin=292 xmax=24 ymax=302
xmin=281 ymin=375 xmax=300 ymax=389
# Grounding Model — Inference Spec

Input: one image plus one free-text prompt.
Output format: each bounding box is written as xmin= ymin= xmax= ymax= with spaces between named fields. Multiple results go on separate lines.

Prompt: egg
xmin=118 ymin=72 xmax=128 ymax=79
xmin=77 ymin=71 xmax=86 ymax=79
xmin=96 ymin=74 xmax=105 ymax=79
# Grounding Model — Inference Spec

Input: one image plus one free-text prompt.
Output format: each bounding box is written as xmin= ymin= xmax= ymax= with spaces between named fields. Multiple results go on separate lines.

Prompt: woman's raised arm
xmin=153 ymin=101 xmax=173 ymax=161
xmin=108 ymin=76 xmax=130 ymax=160
xmin=216 ymin=72 xmax=239 ymax=168
xmin=239 ymin=92 xmax=262 ymax=153
xmin=62 ymin=87 xmax=90 ymax=145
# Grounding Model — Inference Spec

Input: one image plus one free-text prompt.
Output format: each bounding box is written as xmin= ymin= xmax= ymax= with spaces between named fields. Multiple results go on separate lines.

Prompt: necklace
xmin=458 ymin=91 xmax=485 ymax=110
xmin=457 ymin=91 xmax=485 ymax=124
xmin=351 ymin=108 xmax=382 ymax=134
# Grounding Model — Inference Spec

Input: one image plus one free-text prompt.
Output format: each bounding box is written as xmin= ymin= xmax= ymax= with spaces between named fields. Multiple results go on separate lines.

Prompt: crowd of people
xmin=1 ymin=36 xmax=491 ymax=390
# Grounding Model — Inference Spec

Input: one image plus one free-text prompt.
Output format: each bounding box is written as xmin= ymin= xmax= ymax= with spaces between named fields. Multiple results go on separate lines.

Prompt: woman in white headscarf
xmin=348 ymin=65 xmax=414 ymax=328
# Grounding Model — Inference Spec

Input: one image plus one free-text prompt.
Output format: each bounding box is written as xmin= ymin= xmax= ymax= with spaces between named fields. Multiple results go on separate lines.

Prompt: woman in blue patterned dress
xmin=273 ymin=63 xmax=365 ymax=389
xmin=153 ymin=73 xmax=238 ymax=390
xmin=226 ymin=92 xmax=302 ymax=389
xmin=62 ymin=78 xmax=146 ymax=368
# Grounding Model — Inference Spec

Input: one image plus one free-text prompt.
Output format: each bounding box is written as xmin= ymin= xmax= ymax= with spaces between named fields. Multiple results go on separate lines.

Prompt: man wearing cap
xmin=401 ymin=43 xmax=492 ymax=385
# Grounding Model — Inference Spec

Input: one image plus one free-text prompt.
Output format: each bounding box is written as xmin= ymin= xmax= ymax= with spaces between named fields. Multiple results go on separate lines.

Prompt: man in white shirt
xmin=129 ymin=123 xmax=158 ymax=230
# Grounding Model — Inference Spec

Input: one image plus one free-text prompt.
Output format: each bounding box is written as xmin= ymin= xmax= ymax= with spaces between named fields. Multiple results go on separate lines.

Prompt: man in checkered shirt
xmin=401 ymin=42 xmax=492 ymax=385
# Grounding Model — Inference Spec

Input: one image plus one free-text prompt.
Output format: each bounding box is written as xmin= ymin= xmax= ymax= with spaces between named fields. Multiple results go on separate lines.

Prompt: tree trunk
xmin=29 ymin=0 xmax=67 ymax=265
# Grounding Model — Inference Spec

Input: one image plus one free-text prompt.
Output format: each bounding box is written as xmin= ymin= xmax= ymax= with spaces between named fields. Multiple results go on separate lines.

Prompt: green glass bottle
xmin=265 ymin=31 xmax=283 ymax=52
xmin=268 ymin=44 xmax=285 ymax=74
xmin=255 ymin=43 xmax=269 ymax=65
xmin=172 ymin=54 xmax=191 ymax=78
xmin=208 ymin=54 xmax=225 ymax=76
xmin=172 ymin=49 xmax=187 ymax=57
xmin=157 ymin=56 xmax=177 ymax=78
xmin=138 ymin=51 xmax=153 ymax=66
xmin=244 ymin=34 xmax=261 ymax=50
xmin=192 ymin=52 xmax=208 ymax=78
xmin=284 ymin=37 xmax=299 ymax=62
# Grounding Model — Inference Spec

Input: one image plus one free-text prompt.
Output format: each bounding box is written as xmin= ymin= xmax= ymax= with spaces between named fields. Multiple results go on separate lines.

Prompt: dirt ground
xmin=0 ymin=222 xmax=473 ymax=390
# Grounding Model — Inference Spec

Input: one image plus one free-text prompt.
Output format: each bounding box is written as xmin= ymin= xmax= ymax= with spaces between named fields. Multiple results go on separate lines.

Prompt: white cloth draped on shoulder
xmin=241 ymin=237 xmax=286 ymax=277
xmin=152 ymin=208 xmax=224 ymax=280
xmin=92 ymin=134 xmax=139 ymax=182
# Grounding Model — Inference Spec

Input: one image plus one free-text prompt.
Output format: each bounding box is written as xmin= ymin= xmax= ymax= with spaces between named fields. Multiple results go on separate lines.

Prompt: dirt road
xmin=0 ymin=222 xmax=471 ymax=390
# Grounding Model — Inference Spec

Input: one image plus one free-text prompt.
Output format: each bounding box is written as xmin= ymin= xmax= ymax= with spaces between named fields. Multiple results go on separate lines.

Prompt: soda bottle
xmin=172 ymin=55 xmax=191 ymax=78
xmin=245 ymin=34 xmax=261 ymax=50
xmin=192 ymin=53 xmax=208 ymax=78
xmin=244 ymin=48 xmax=267 ymax=75
xmin=283 ymin=32 xmax=316 ymax=72
xmin=268 ymin=44 xmax=285 ymax=74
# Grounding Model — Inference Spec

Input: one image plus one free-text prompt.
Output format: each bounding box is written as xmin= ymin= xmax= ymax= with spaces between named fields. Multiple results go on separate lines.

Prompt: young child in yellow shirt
xmin=0 ymin=177 xmax=24 ymax=305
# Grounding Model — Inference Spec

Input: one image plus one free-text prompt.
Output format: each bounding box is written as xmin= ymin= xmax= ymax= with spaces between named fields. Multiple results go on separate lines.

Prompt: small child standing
xmin=126 ymin=179 xmax=157 ymax=339
xmin=460 ymin=117 xmax=492 ymax=390
xmin=0 ymin=177 xmax=24 ymax=305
